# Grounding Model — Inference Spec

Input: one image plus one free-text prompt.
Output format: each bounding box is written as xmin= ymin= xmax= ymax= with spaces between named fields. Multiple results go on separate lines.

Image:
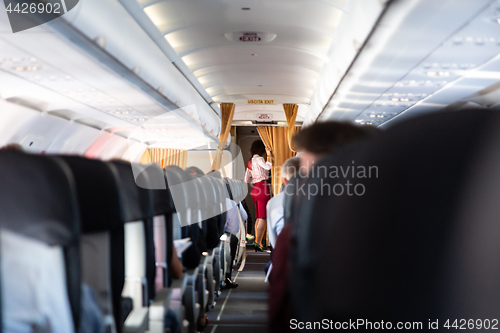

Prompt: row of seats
xmin=285 ymin=109 xmax=500 ymax=325
xmin=0 ymin=151 xmax=246 ymax=333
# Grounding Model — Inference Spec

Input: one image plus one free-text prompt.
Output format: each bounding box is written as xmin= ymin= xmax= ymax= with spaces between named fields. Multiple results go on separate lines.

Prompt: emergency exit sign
xmin=247 ymin=99 xmax=275 ymax=105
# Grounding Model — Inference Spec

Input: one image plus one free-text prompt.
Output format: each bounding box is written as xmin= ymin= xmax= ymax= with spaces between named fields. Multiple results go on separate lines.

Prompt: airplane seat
xmin=223 ymin=178 xmax=236 ymax=277
xmin=196 ymin=174 xmax=221 ymax=251
xmin=192 ymin=175 xmax=219 ymax=307
xmin=233 ymin=179 xmax=244 ymax=203
xmin=136 ymin=163 xmax=175 ymax=291
xmin=165 ymin=167 xmax=201 ymax=333
xmin=207 ymin=176 xmax=231 ymax=280
xmin=229 ymin=179 xmax=239 ymax=202
xmin=182 ymin=169 xmax=212 ymax=323
xmin=135 ymin=163 xmax=178 ymax=333
xmin=218 ymin=178 xmax=232 ymax=285
xmin=57 ymin=155 xmax=126 ymax=333
xmin=187 ymin=171 xmax=213 ymax=306
xmin=108 ymin=160 xmax=156 ymax=333
xmin=204 ymin=176 xmax=225 ymax=295
xmin=290 ymin=109 xmax=500 ymax=325
xmin=0 ymin=151 xmax=81 ymax=333
xmin=164 ymin=167 xmax=191 ymax=231
xmin=165 ymin=167 xmax=200 ymax=269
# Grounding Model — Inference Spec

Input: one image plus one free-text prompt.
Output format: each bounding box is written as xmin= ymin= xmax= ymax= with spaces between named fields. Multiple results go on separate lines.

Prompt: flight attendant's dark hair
xmin=250 ymin=140 xmax=266 ymax=157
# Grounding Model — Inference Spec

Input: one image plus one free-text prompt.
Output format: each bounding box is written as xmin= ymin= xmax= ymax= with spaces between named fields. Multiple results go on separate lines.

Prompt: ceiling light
xmin=497 ymin=18 xmax=500 ymax=24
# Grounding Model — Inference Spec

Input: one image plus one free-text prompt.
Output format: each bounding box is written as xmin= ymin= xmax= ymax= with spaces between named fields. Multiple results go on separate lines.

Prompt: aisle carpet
xmin=206 ymin=247 xmax=270 ymax=333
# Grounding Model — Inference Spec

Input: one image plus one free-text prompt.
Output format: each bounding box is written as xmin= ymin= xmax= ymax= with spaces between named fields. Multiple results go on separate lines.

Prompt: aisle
xmin=207 ymin=247 xmax=270 ymax=333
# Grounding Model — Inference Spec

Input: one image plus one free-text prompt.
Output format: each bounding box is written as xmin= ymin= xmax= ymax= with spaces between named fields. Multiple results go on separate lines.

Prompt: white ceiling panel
xmin=137 ymin=0 xmax=383 ymax=118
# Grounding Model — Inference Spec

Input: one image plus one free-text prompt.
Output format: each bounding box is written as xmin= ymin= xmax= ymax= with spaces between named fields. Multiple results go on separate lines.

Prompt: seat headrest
xmin=0 ymin=151 xmax=79 ymax=246
xmin=135 ymin=163 xmax=175 ymax=216
xmin=57 ymin=156 xmax=124 ymax=233
xmin=291 ymin=109 xmax=500 ymax=323
xmin=197 ymin=174 xmax=217 ymax=219
xmin=164 ymin=167 xmax=188 ymax=211
xmin=108 ymin=160 xmax=154 ymax=222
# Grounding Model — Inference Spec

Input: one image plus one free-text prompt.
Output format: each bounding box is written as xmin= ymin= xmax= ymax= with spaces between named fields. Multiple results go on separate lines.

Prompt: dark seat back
xmin=0 ymin=151 xmax=81 ymax=330
xmin=109 ymin=160 xmax=156 ymax=305
xmin=291 ymin=109 xmax=500 ymax=324
xmin=58 ymin=155 xmax=125 ymax=333
xmin=136 ymin=163 xmax=175 ymax=290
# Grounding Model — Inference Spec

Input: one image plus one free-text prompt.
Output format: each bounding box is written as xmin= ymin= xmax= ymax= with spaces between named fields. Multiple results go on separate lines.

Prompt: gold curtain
xmin=139 ymin=148 xmax=188 ymax=168
xmin=257 ymin=126 xmax=296 ymax=195
xmin=283 ymin=103 xmax=300 ymax=152
xmin=139 ymin=148 xmax=152 ymax=164
xmin=212 ymin=103 xmax=235 ymax=170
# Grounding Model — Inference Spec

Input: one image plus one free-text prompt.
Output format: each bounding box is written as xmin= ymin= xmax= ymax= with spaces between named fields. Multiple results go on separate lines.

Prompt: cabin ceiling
xmin=318 ymin=0 xmax=500 ymax=128
xmin=137 ymin=0 xmax=385 ymax=122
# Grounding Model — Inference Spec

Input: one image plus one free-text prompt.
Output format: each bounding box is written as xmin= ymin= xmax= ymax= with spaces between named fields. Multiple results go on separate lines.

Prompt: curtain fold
xmin=283 ymin=103 xmax=300 ymax=152
xmin=139 ymin=148 xmax=188 ymax=168
xmin=257 ymin=126 xmax=296 ymax=195
xmin=212 ymin=103 xmax=235 ymax=170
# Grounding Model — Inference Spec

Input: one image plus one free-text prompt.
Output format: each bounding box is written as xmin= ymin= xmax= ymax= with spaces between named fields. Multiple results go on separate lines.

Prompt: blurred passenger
xmin=266 ymin=157 xmax=301 ymax=249
xmin=291 ymin=121 xmax=369 ymax=173
xmin=244 ymin=140 xmax=273 ymax=251
xmin=269 ymin=121 xmax=376 ymax=333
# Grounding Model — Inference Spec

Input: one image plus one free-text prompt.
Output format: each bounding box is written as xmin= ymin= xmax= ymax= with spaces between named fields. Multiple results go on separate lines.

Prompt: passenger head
xmin=292 ymin=121 xmax=372 ymax=172
xmin=186 ymin=166 xmax=204 ymax=177
xmin=0 ymin=143 xmax=24 ymax=152
xmin=250 ymin=140 xmax=266 ymax=157
xmin=281 ymin=157 xmax=301 ymax=186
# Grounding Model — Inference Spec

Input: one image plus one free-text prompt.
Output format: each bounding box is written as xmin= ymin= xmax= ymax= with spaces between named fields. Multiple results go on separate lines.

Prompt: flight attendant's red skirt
xmin=251 ymin=180 xmax=271 ymax=219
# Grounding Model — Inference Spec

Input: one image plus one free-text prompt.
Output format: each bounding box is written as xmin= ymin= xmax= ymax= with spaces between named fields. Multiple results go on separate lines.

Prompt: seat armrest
xmin=170 ymin=273 xmax=188 ymax=295
xmin=123 ymin=307 xmax=149 ymax=333
xmin=148 ymin=288 xmax=173 ymax=333
xmin=149 ymin=288 xmax=172 ymax=321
